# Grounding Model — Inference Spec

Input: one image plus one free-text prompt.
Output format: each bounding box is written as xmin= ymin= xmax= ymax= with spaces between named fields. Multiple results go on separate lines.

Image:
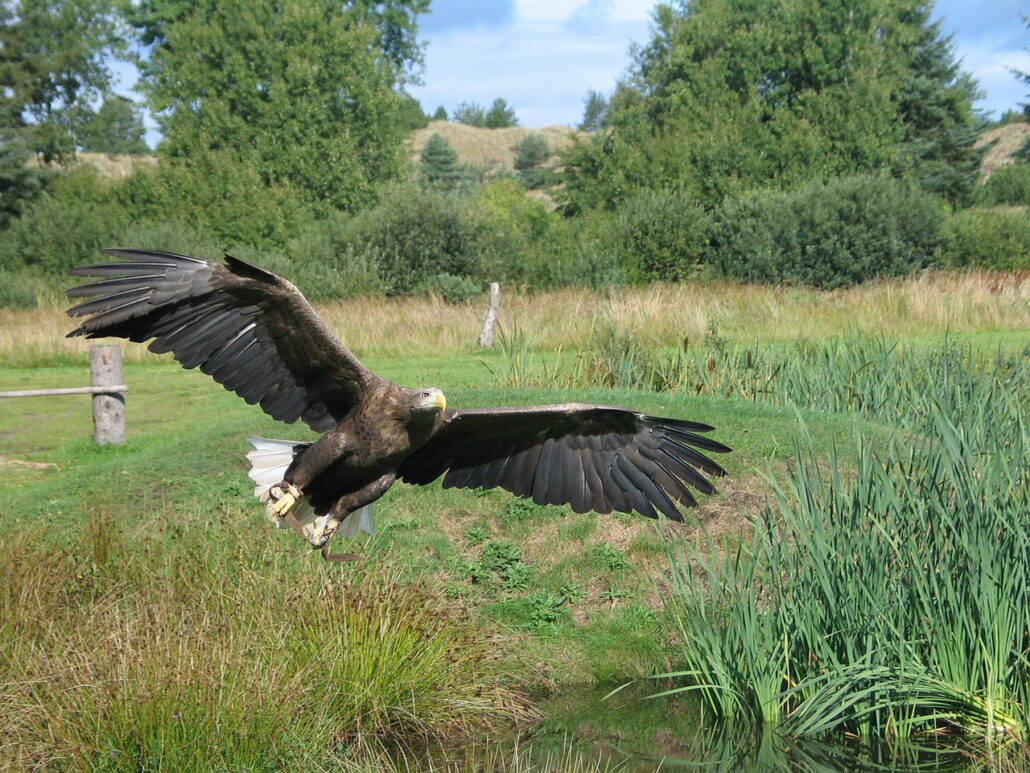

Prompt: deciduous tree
xmin=129 ymin=0 xmax=427 ymax=214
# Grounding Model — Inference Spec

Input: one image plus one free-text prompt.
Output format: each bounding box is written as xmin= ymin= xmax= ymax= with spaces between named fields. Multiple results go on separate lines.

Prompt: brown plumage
xmin=67 ymin=248 xmax=731 ymax=559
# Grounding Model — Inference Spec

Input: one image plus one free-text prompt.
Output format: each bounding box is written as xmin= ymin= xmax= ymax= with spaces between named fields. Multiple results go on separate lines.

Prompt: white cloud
xmin=412 ymin=10 xmax=648 ymax=126
xmin=514 ymin=0 xmax=584 ymax=22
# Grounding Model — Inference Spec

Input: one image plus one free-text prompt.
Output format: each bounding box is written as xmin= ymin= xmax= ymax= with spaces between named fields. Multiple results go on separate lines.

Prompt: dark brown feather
xmin=66 ymin=248 xmax=379 ymax=432
xmin=398 ymin=404 xmax=730 ymax=521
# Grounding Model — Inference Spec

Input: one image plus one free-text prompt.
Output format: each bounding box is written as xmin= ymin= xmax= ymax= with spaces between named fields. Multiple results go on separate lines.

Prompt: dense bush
xmin=613 ymin=187 xmax=708 ymax=282
xmin=115 ymin=150 xmax=313 ymax=250
xmin=0 ymin=167 xmax=129 ymax=276
xmin=942 ymin=207 xmax=1030 ymax=271
xmin=323 ymin=184 xmax=486 ymax=295
xmin=707 ymin=175 xmax=945 ymax=288
xmin=973 ymin=163 xmax=1030 ymax=207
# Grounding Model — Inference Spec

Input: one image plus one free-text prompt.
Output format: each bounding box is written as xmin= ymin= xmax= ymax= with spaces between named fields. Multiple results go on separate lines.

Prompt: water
xmin=511 ymin=684 xmax=998 ymax=772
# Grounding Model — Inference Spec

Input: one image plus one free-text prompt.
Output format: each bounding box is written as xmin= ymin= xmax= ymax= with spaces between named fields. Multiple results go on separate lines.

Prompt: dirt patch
xmin=0 ymin=455 xmax=57 ymax=471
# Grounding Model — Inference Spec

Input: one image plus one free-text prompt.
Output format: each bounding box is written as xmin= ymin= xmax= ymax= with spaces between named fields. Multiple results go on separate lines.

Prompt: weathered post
xmin=90 ymin=344 xmax=125 ymax=444
xmin=479 ymin=282 xmax=501 ymax=347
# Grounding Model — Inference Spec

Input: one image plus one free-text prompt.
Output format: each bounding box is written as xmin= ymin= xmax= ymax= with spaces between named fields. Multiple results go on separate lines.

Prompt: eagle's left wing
xmin=397 ymin=404 xmax=730 ymax=520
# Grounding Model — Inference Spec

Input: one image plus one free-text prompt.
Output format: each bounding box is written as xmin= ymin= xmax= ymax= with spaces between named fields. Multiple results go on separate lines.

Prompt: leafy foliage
xmin=1 ymin=0 xmax=123 ymax=161
xmin=335 ymin=183 xmax=485 ymax=294
xmin=578 ymin=89 xmax=610 ymax=131
xmin=116 ymin=149 xmax=312 ymax=249
xmin=485 ymin=97 xmax=519 ymax=128
xmin=453 ymin=100 xmax=487 ymax=127
xmin=973 ymin=163 xmax=1030 ymax=206
xmin=78 ymin=95 xmax=149 ymax=154
xmin=453 ymin=97 xmax=518 ymax=128
xmin=0 ymin=166 xmax=128 ymax=275
xmin=0 ymin=125 xmax=51 ymax=225
xmin=129 ymin=0 xmax=420 ymax=215
xmin=707 ymin=175 xmax=944 ymax=288
xmin=613 ymin=187 xmax=708 ymax=281
xmin=942 ymin=207 xmax=1030 ymax=271
xmin=559 ymin=0 xmax=981 ymax=212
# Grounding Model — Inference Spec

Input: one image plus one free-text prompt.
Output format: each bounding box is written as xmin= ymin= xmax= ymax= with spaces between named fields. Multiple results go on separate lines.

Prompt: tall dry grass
xmin=4 ymin=270 xmax=1028 ymax=367
xmin=0 ymin=515 xmax=530 ymax=771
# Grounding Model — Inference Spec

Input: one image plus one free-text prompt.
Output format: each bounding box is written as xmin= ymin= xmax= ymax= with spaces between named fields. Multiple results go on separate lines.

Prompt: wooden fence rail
xmin=0 ymin=344 xmax=127 ymax=445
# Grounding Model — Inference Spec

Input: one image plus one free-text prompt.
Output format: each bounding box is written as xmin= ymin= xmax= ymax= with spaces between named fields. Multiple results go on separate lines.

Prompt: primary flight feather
xmin=67 ymin=248 xmax=731 ymax=560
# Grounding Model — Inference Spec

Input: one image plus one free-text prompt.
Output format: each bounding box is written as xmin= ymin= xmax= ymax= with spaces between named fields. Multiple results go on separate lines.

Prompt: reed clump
xmin=659 ymin=353 xmax=1030 ymax=744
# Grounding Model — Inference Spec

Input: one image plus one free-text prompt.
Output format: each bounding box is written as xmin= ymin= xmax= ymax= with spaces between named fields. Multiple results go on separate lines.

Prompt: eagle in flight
xmin=67 ymin=249 xmax=731 ymax=561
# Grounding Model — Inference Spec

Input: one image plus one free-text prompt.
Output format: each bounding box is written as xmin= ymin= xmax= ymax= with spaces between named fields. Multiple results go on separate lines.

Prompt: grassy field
xmin=1 ymin=271 xmax=1027 ymax=770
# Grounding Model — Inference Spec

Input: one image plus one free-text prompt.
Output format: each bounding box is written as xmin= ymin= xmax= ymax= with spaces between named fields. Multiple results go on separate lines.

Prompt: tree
xmin=0 ymin=0 xmax=122 ymax=161
xmin=513 ymin=133 xmax=550 ymax=188
xmin=419 ymin=132 xmax=461 ymax=190
xmin=129 ymin=0 xmax=427 ymax=214
xmin=0 ymin=126 xmax=50 ymax=225
xmin=453 ymin=101 xmax=487 ymax=127
xmin=892 ymin=6 xmax=986 ymax=206
xmin=484 ymin=97 xmax=518 ymax=128
xmin=578 ymin=89 xmax=610 ymax=131
xmin=396 ymin=90 xmax=430 ymax=130
xmin=559 ymin=0 xmax=981 ymax=213
xmin=431 ymin=105 xmax=447 ymax=121
xmin=78 ymin=95 xmax=149 ymax=154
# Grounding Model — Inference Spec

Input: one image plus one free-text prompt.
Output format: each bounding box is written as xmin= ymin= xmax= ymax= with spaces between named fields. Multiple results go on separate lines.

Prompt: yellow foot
xmin=270 ymin=482 xmax=303 ymax=517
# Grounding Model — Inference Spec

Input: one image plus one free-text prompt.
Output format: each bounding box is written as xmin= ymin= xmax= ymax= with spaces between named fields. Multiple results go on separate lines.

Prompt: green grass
xmin=3 ymin=327 xmax=1028 ymax=768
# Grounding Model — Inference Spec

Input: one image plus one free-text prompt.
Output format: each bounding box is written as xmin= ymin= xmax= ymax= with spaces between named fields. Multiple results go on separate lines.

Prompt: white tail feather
xmin=245 ymin=437 xmax=374 ymax=543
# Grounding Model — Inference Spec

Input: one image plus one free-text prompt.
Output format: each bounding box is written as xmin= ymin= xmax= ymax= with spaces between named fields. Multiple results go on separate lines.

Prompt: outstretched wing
xmin=398 ymin=404 xmax=731 ymax=521
xmin=66 ymin=248 xmax=379 ymax=432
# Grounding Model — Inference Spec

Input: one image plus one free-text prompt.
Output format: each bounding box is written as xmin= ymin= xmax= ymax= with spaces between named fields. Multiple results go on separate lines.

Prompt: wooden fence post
xmin=479 ymin=282 xmax=501 ymax=347
xmin=90 ymin=344 xmax=125 ymax=445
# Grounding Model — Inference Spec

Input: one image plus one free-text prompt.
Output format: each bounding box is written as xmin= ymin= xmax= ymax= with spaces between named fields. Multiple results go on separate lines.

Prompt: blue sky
xmin=407 ymin=0 xmax=1029 ymax=128
xmin=120 ymin=0 xmax=1029 ymax=144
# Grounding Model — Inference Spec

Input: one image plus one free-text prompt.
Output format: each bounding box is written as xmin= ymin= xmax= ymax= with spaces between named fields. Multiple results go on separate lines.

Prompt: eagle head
xmin=410 ymin=387 xmax=447 ymax=414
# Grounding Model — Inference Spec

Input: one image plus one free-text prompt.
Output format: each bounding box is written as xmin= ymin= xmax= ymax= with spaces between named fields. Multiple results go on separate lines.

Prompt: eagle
xmin=66 ymin=249 xmax=731 ymax=561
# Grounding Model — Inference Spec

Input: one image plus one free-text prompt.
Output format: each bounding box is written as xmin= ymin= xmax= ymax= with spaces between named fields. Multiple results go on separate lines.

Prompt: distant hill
xmin=408 ymin=120 xmax=583 ymax=170
xmin=74 ymin=152 xmax=158 ymax=180
xmin=976 ymin=121 xmax=1030 ymax=178
xmin=71 ymin=119 xmax=1028 ymax=183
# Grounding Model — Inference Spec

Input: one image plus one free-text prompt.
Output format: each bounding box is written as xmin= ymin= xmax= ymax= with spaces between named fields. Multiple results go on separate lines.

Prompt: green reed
xmin=658 ymin=352 xmax=1030 ymax=743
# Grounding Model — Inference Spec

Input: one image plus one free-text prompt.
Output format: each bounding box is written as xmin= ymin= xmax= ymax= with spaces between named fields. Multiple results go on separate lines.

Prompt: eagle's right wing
xmin=67 ymin=248 xmax=379 ymax=432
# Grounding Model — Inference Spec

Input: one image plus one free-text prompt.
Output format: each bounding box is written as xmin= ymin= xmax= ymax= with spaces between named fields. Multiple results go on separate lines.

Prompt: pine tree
xmin=513 ymin=133 xmax=550 ymax=188
xmin=453 ymin=101 xmax=486 ymax=127
xmin=485 ymin=97 xmax=518 ymax=128
xmin=420 ymin=132 xmax=462 ymax=189
xmin=578 ymin=90 xmax=609 ymax=131
xmin=78 ymin=95 xmax=149 ymax=154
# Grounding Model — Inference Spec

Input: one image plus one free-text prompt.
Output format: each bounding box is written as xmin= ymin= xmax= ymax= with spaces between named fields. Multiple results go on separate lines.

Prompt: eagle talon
xmin=269 ymin=482 xmax=303 ymax=517
xmin=310 ymin=515 xmax=341 ymax=548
